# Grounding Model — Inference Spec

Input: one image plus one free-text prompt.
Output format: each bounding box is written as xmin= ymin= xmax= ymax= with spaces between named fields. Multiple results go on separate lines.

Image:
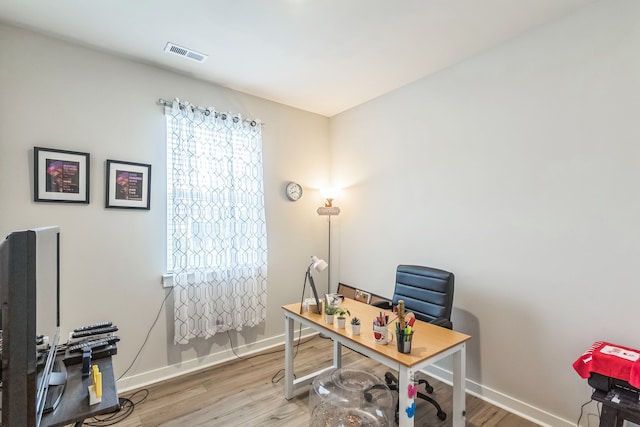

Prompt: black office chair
xmin=373 ymin=264 xmax=455 ymax=423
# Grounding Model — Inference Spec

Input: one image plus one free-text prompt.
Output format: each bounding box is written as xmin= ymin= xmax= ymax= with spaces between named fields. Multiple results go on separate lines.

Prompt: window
xmin=165 ymin=99 xmax=267 ymax=344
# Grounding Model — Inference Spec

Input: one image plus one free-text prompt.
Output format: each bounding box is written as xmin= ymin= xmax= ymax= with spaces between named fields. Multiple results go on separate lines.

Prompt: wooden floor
xmin=92 ymin=335 xmax=540 ymax=426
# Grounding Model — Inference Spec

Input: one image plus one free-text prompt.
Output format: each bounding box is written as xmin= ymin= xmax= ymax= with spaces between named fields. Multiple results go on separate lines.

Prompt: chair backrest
xmin=392 ymin=265 xmax=454 ymax=328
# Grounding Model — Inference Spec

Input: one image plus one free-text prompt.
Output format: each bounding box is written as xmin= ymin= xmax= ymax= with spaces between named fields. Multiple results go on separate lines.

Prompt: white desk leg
xmin=397 ymin=366 xmax=415 ymax=427
xmin=284 ymin=313 xmax=294 ymax=400
xmin=333 ymin=339 xmax=342 ymax=369
xmin=452 ymin=343 xmax=467 ymax=427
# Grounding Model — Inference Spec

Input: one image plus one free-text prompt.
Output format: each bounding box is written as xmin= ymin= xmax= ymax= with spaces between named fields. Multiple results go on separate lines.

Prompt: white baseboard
xmin=421 ymin=364 xmax=576 ymax=427
xmin=116 ymin=328 xmax=317 ymax=393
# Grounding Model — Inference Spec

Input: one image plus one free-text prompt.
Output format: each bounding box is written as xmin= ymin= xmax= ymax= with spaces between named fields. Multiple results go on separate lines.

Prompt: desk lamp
xmin=299 ymin=256 xmax=328 ymax=314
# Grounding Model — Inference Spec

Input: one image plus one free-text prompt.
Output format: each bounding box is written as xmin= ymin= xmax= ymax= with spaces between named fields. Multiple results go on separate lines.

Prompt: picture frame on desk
xmin=34 ymin=147 xmax=90 ymax=204
xmin=105 ymin=159 xmax=151 ymax=210
xmin=354 ymin=289 xmax=372 ymax=304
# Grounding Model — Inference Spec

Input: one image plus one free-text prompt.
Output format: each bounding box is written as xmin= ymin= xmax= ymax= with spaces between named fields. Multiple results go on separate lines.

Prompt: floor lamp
xmin=317 ymin=195 xmax=340 ymax=294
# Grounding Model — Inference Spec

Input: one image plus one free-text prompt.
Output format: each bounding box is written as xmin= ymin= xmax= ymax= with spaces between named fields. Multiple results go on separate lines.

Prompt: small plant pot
xmin=337 ymin=317 xmax=346 ymax=329
xmin=325 ymin=314 xmax=334 ymax=324
xmin=351 ymin=324 xmax=361 ymax=335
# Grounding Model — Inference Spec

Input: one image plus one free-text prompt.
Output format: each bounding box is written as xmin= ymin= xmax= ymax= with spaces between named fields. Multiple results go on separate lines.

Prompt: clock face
xmin=286 ymin=182 xmax=303 ymax=201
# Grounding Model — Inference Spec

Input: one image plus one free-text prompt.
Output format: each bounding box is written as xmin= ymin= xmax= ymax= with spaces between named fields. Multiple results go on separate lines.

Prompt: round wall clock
xmin=285 ymin=181 xmax=303 ymax=201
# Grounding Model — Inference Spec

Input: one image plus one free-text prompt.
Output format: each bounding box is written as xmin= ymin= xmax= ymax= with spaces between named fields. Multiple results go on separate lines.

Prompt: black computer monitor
xmin=0 ymin=226 xmax=65 ymax=427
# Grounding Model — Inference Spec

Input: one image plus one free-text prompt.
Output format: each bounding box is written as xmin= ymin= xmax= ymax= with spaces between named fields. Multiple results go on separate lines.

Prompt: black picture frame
xmin=34 ymin=147 xmax=90 ymax=203
xmin=105 ymin=159 xmax=151 ymax=210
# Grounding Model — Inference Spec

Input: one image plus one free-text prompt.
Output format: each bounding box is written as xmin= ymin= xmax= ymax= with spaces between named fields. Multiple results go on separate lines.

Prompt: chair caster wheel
xmin=437 ymin=411 xmax=446 ymax=421
xmin=418 ymin=378 xmax=434 ymax=394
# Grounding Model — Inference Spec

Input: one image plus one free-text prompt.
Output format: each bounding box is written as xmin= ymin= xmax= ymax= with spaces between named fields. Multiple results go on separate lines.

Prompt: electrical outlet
xmin=161 ymin=274 xmax=174 ymax=288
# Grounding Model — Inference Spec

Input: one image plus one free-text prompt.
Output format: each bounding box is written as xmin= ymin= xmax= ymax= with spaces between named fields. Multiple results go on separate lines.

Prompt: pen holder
xmin=373 ymin=324 xmax=393 ymax=345
xmin=396 ymin=330 xmax=413 ymax=354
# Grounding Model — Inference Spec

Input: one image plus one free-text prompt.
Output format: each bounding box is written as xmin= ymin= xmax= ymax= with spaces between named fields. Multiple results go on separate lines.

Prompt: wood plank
xmin=89 ymin=336 xmax=540 ymax=426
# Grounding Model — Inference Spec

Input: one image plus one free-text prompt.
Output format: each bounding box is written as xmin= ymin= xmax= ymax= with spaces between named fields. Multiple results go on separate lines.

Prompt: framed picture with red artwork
xmin=34 ymin=147 xmax=90 ymax=204
xmin=105 ymin=159 xmax=151 ymax=210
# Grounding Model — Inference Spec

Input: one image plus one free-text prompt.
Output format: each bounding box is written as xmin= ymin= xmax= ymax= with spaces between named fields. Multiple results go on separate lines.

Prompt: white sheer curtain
xmin=165 ymin=99 xmax=267 ymax=344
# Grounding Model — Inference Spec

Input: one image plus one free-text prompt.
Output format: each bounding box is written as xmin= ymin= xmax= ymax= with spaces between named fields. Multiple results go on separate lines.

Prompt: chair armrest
xmin=431 ymin=318 xmax=453 ymax=329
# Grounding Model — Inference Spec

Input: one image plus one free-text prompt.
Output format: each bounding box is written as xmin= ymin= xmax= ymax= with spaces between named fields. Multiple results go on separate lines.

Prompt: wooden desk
xmin=282 ymin=298 xmax=471 ymax=427
xmin=41 ymin=357 xmax=119 ymax=427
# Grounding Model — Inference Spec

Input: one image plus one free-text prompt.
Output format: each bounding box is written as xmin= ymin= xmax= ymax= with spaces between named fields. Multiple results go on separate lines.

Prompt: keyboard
xmin=63 ymin=344 xmax=118 ymax=366
xmin=68 ymin=336 xmax=120 ymax=352
xmin=71 ymin=325 xmax=118 ymax=339
xmin=73 ymin=321 xmax=113 ymax=332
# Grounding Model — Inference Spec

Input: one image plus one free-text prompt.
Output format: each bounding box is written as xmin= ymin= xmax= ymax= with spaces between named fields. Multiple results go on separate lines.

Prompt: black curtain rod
xmin=158 ymin=98 xmax=262 ymax=127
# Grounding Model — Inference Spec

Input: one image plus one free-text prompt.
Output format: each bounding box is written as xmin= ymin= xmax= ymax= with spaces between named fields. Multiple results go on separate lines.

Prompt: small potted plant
xmin=325 ymin=305 xmax=338 ymax=324
xmin=350 ymin=317 xmax=361 ymax=335
xmin=335 ymin=308 xmax=351 ymax=329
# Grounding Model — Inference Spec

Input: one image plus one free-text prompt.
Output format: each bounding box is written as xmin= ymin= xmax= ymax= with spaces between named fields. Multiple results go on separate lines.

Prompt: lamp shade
xmin=311 ymin=256 xmax=328 ymax=272
xmin=320 ymin=188 xmax=337 ymax=199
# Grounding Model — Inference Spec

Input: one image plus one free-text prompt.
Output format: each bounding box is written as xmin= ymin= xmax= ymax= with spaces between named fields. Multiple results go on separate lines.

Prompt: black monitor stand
xmin=43 ymin=360 xmax=67 ymax=414
xmin=40 ymin=356 xmax=119 ymax=427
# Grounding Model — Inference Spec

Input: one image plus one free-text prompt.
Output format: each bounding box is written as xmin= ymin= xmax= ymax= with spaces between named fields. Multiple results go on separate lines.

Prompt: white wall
xmin=330 ymin=0 xmax=640 ymax=425
xmin=0 ymin=23 xmax=331 ymax=390
xmin=3 ymin=1 xmax=639 ymax=424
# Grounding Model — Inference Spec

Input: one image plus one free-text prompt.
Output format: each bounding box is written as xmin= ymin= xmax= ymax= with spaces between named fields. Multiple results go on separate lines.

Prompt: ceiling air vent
xmin=164 ymin=42 xmax=208 ymax=63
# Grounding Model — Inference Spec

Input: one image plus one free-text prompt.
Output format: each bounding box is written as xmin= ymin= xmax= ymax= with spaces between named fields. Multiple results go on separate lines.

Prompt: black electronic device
xmin=589 ymin=373 xmax=640 ymax=424
xmin=0 ymin=227 xmax=66 ymax=427
xmin=41 ymin=359 xmax=66 ymax=414
xmin=605 ymin=388 xmax=640 ymax=410
xmin=63 ymin=344 xmax=118 ymax=366
xmin=81 ymin=348 xmax=91 ymax=378
xmin=67 ymin=336 xmax=120 ymax=353
xmin=589 ymin=372 xmax=640 ymax=397
xmin=71 ymin=325 xmax=118 ymax=339
xmin=73 ymin=321 xmax=113 ymax=333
